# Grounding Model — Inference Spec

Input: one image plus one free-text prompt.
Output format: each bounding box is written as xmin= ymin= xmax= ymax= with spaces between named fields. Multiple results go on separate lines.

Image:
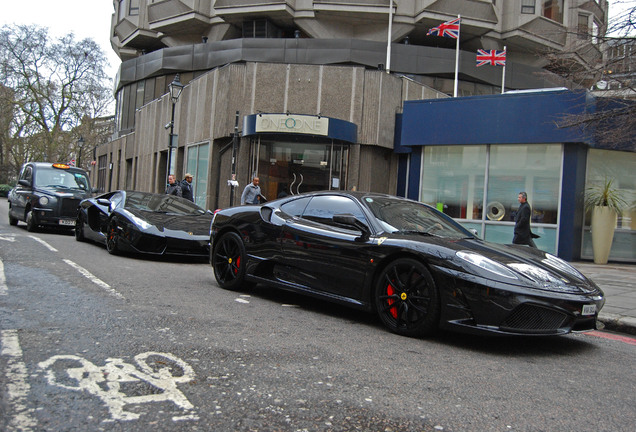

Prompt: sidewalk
xmin=572 ymin=262 xmax=636 ymax=335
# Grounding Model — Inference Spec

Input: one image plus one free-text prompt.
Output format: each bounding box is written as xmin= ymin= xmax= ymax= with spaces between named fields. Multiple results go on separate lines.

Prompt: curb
xmin=598 ymin=313 xmax=636 ymax=336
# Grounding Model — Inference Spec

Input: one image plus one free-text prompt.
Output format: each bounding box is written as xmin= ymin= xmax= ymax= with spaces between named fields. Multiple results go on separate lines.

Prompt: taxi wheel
xmin=8 ymin=212 xmax=18 ymax=226
xmin=26 ymin=210 xmax=38 ymax=232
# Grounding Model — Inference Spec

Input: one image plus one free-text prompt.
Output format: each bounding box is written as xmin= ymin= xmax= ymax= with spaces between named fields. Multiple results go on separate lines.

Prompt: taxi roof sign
xmin=52 ymin=163 xmax=71 ymax=169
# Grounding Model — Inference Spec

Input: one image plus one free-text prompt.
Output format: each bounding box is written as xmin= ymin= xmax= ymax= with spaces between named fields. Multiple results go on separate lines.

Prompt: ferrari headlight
xmin=506 ymin=263 xmax=581 ymax=293
xmin=541 ymin=253 xmax=584 ymax=280
xmin=456 ymin=251 xmax=518 ymax=280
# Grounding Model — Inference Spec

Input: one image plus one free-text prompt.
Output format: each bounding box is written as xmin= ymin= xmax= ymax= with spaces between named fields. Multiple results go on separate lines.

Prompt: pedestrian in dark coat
xmin=180 ymin=173 xmax=194 ymax=202
xmin=166 ymin=174 xmax=182 ymax=197
xmin=513 ymin=191 xmax=537 ymax=248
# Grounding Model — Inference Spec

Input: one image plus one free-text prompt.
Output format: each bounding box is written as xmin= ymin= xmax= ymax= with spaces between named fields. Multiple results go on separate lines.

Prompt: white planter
xmin=591 ymin=206 xmax=617 ymax=265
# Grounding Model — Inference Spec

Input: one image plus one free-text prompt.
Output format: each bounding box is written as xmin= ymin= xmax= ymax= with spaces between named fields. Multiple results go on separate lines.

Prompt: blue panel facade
xmin=402 ymin=90 xmax=594 ymax=146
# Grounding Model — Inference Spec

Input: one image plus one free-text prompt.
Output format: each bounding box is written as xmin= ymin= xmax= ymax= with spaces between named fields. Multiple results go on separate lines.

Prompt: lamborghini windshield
xmin=362 ymin=195 xmax=473 ymax=239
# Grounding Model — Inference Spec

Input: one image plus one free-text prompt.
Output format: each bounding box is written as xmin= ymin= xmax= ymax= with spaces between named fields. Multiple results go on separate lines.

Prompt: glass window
xmin=542 ymin=0 xmax=563 ymax=23
xmin=487 ymin=144 xmax=561 ymax=225
xmin=280 ymin=197 xmax=311 ymax=217
xmin=578 ymin=14 xmax=589 ymax=40
xmin=129 ymin=0 xmax=139 ymax=15
xmin=302 ymin=196 xmax=367 ymax=227
xmin=186 ymin=142 xmax=209 ymax=208
xmin=521 ymin=0 xmax=535 ymax=14
xmin=420 ymin=145 xmax=487 ymax=220
xmin=582 ymin=149 xmax=636 ymax=261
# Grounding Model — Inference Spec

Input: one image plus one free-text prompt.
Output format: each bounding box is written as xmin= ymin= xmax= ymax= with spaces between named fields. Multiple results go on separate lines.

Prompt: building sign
xmin=255 ymin=114 xmax=329 ymax=136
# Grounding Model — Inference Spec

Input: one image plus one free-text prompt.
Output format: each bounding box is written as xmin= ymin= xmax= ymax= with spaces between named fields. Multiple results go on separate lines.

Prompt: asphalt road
xmin=1 ymin=198 xmax=635 ymax=432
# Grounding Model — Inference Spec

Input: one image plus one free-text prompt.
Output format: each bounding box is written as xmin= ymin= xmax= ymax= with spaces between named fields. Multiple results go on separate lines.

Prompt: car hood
xmin=387 ymin=233 xmax=597 ymax=292
xmin=125 ymin=209 xmax=213 ymax=235
xmin=37 ymin=186 xmax=91 ymax=199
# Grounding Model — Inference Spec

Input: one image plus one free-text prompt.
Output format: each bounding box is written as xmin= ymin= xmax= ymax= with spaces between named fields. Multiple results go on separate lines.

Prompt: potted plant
xmin=584 ymin=177 xmax=627 ymax=264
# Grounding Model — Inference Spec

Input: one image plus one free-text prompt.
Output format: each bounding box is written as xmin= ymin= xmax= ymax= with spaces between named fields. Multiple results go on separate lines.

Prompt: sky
xmin=0 ymin=0 xmax=633 ymax=80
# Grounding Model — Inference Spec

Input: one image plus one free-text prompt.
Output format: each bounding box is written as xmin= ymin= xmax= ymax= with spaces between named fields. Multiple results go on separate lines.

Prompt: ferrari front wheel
xmin=374 ymin=258 xmax=440 ymax=337
xmin=212 ymin=232 xmax=251 ymax=291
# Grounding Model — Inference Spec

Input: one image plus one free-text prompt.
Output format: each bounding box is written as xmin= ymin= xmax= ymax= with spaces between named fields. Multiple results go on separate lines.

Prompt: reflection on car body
xmin=76 ymin=190 xmax=213 ymax=257
xmin=210 ymin=191 xmax=605 ymax=338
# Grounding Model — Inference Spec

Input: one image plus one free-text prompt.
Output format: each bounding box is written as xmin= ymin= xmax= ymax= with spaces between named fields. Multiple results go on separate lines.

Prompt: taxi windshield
xmin=34 ymin=167 xmax=90 ymax=191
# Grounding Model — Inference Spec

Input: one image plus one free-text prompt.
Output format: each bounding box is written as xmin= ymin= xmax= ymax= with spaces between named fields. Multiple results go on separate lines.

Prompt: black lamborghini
xmin=76 ymin=190 xmax=213 ymax=257
xmin=210 ymin=191 xmax=605 ymax=337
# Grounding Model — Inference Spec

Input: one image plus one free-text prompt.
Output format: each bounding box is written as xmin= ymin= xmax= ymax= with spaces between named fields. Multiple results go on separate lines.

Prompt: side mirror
xmin=96 ymin=198 xmax=111 ymax=206
xmin=333 ymin=213 xmax=370 ymax=241
xmin=18 ymin=179 xmax=31 ymax=188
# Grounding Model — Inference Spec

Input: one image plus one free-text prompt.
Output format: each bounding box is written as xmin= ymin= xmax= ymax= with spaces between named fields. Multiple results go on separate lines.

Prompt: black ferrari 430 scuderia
xmin=210 ymin=191 xmax=604 ymax=337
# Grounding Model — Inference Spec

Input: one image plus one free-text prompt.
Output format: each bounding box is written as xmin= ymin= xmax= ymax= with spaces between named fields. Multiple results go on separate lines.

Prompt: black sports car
xmin=210 ymin=191 xmax=605 ymax=337
xmin=76 ymin=190 xmax=213 ymax=257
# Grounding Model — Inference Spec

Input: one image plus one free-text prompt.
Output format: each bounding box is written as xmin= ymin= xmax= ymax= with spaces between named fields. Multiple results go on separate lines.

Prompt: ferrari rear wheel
xmin=106 ymin=220 xmax=120 ymax=255
xmin=375 ymin=258 xmax=440 ymax=337
xmin=212 ymin=232 xmax=252 ymax=291
xmin=75 ymin=213 xmax=85 ymax=242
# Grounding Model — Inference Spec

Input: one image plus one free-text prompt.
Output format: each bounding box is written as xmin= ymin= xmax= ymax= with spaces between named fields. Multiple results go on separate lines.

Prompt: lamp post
xmin=165 ymin=74 xmax=184 ymax=187
xmin=77 ymin=136 xmax=85 ymax=169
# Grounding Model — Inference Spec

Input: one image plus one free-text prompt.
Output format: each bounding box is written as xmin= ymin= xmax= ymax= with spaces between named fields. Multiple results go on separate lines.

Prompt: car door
xmin=280 ymin=195 xmax=373 ymax=301
xmin=10 ymin=164 xmax=33 ymax=220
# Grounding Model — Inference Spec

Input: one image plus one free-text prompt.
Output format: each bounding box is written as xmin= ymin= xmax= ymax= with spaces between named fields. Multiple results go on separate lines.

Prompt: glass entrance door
xmin=254 ymin=139 xmax=349 ymax=201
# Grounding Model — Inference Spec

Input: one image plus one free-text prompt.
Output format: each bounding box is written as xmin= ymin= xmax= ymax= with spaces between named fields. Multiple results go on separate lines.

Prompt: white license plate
xmin=582 ymin=304 xmax=597 ymax=316
xmin=59 ymin=219 xmax=76 ymax=226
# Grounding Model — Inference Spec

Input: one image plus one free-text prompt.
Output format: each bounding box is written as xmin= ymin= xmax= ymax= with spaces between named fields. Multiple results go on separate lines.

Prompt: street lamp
xmin=77 ymin=136 xmax=85 ymax=169
xmin=165 ymin=74 xmax=184 ymax=187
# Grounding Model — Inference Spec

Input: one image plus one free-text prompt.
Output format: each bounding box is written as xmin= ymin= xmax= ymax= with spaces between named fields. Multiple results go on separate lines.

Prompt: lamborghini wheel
xmin=375 ymin=258 xmax=440 ymax=337
xmin=75 ymin=213 xmax=85 ymax=242
xmin=106 ymin=220 xmax=120 ymax=255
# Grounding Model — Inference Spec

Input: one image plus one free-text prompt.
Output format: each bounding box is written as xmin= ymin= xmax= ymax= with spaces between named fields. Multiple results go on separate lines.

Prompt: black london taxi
xmin=8 ymin=162 xmax=95 ymax=231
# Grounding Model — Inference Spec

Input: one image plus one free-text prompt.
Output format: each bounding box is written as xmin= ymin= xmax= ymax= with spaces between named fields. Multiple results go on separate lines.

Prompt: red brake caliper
xmin=387 ymin=283 xmax=398 ymax=319
xmin=234 ymin=255 xmax=241 ymax=274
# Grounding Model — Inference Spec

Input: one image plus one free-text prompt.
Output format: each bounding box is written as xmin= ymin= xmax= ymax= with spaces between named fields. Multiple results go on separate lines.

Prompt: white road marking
xmin=62 ymin=259 xmax=124 ymax=299
xmin=1 ymin=329 xmax=38 ymax=431
xmin=28 ymin=235 xmax=58 ymax=252
xmin=0 ymin=259 xmax=6 ymax=296
xmin=39 ymin=352 xmax=199 ymax=422
xmin=0 ymin=234 xmax=17 ymax=242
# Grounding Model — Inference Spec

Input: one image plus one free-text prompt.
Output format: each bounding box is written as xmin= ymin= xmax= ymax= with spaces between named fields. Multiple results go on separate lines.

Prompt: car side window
xmin=302 ymin=196 xmax=367 ymax=228
xmin=280 ymin=197 xmax=311 ymax=218
xmin=21 ymin=166 xmax=33 ymax=183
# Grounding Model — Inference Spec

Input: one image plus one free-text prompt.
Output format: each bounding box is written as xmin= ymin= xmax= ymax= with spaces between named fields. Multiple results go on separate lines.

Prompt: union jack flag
xmin=476 ymin=49 xmax=506 ymax=67
xmin=427 ymin=17 xmax=461 ymax=39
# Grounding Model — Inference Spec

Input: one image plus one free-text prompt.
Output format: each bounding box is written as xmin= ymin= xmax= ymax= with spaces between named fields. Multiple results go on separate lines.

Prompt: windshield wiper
xmin=397 ymin=230 xmax=436 ymax=236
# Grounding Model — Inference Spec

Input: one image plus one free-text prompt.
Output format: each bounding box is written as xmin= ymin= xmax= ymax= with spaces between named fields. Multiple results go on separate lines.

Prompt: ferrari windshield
xmin=362 ymin=195 xmax=473 ymax=239
xmin=124 ymin=192 xmax=207 ymax=215
xmin=34 ymin=167 xmax=90 ymax=191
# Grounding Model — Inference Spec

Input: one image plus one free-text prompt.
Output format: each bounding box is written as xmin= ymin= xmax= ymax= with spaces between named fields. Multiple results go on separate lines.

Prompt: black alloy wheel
xmin=106 ymin=220 xmax=120 ymax=255
xmin=375 ymin=258 xmax=440 ymax=337
xmin=212 ymin=232 xmax=251 ymax=291
xmin=25 ymin=210 xmax=38 ymax=232
xmin=75 ymin=213 xmax=85 ymax=242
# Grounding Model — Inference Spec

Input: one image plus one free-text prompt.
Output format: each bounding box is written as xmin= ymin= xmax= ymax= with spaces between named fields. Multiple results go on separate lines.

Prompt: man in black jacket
xmin=513 ymin=191 xmax=537 ymax=247
xmin=180 ymin=173 xmax=194 ymax=202
xmin=166 ymin=174 xmax=182 ymax=197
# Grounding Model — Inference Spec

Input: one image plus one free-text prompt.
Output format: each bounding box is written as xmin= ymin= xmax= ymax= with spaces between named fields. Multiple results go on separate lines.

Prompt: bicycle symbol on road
xmin=39 ymin=351 xmax=199 ymax=422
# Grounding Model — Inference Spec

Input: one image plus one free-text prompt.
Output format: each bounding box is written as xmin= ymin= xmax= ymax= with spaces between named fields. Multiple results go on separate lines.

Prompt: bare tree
xmin=0 ymin=24 xmax=113 ymax=182
xmin=541 ymin=1 xmax=635 ymax=150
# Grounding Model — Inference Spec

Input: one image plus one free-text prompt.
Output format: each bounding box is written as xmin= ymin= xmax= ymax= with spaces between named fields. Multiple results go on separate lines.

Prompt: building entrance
xmin=250 ymin=138 xmax=349 ymax=201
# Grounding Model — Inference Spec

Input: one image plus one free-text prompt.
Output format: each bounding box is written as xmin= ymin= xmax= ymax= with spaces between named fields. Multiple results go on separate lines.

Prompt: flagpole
xmin=453 ymin=15 xmax=461 ymax=97
xmin=386 ymin=1 xmax=393 ymax=74
xmin=501 ymin=45 xmax=507 ymax=94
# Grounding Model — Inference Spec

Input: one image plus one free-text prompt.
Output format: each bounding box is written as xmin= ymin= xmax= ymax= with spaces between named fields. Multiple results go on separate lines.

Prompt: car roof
xmin=26 ymin=162 xmax=89 ymax=174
